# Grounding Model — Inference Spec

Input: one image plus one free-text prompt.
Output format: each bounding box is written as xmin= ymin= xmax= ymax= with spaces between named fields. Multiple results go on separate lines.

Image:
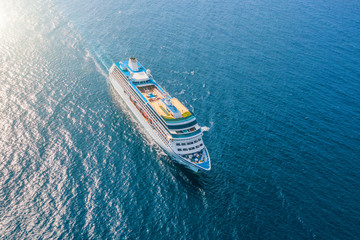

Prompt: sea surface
xmin=1 ymin=0 xmax=360 ymax=239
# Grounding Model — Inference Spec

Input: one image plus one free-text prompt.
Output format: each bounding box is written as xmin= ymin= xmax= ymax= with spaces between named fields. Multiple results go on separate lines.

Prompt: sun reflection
xmin=0 ymin=3 xmax=9 ymax=30
xmin=0 ymin=1 xmax=14 ymax=32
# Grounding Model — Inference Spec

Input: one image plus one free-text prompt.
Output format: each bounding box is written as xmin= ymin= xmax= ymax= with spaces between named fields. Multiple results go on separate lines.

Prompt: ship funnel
xmin=128 ymin=57 xmax=139 ymax=71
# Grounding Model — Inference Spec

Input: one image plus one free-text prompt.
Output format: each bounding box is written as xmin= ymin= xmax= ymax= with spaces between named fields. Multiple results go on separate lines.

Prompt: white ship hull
xmin=109 ymin=75 xmax=200 ymax=172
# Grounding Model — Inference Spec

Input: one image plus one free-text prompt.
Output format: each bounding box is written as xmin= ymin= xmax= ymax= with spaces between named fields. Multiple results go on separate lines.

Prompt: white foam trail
xmin=201 ymin=126 xmax=210 ymax=132
xmin=84 ymin=48 xmax=108 ymax=79
xmin=94 ymin=49 xmax=112 ymax=71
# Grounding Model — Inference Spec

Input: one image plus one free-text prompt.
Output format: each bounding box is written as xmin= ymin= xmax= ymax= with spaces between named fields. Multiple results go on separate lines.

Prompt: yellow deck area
xmin=170 ymin=98 xmax=190 ymax=116
xmin=137 ymin=85 xmax=191 ymax=119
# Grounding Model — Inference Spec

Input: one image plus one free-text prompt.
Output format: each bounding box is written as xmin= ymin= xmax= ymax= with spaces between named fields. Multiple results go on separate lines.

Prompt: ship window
xmin=194 ymin=140 xmax=198 ymax=143
xmin=200 ymin=143 xmax=203 ymax=146
xmin=176 ymin=143 xmax=180 ymax=146
xmin=189 ymin=127 xmax=196 ymax=132
xmin=187 ymin=142 xmax=193 ymax=145
xmin=183 ymin=148 xmax=188 ymax=151
xmin=178 ymin=149 xmax=182 ymax=151
xmin=190 ymin=147 xmax=195 ymax=150
xmin=196 ymin=145 xmax=199 ymax=148
xmin=181 ymin=143 xmax=186 ymax=146
xmin=176 ymin=130 xmax=183 ymax=134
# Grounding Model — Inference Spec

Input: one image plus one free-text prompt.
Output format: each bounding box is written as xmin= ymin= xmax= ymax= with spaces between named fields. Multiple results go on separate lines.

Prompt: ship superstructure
xmin=109 ymin=58 xmax=211 ymax=171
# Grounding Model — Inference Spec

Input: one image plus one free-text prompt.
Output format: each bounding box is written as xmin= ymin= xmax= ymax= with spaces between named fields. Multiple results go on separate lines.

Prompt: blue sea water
xmin=1 ymin=0 xmax=360 ymax=238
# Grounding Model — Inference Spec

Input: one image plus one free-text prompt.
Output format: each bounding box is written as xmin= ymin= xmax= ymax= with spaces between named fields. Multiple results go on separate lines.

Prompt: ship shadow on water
xmin=166 ymin=157 xmax=205 ymax=189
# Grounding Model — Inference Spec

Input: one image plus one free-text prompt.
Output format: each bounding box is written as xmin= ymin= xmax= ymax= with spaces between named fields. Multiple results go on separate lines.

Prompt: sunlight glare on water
xmin=1 ymin=0 xmax=360 ymax=238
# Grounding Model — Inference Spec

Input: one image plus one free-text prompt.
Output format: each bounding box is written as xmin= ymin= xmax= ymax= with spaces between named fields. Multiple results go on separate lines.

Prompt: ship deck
xmin=137 ymin=85 xmax=191 ymax=120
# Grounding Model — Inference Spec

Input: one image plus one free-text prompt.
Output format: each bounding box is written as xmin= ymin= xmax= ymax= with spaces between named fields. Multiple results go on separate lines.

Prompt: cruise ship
xmin=109 ymin=58 xmax=211 ymax=172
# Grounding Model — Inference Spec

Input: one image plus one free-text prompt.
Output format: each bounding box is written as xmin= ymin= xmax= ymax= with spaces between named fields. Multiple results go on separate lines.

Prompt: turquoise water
xmin=1 ymin=0 xmax=360 ymax=238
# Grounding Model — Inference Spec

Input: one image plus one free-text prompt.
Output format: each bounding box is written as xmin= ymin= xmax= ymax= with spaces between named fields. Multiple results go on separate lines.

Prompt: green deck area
xmin=162 ymin=112 xmax=193 ymax=121
xmin=159 ymin=106 xmax=170 ymax=116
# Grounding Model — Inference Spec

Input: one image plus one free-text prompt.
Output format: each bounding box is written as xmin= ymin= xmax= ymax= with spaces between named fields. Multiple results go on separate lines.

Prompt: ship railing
xmin=117 ymin=74 xmax=170 ymax=144
xmin=112 ymin=66 xmax=172 ymax=146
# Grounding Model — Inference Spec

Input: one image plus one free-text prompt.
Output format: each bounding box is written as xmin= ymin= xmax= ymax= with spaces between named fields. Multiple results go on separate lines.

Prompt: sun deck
xmin=115 ymin=58 xmax=193 ymax=122
xmin=137 ymin=85 xmax=192 ymax=120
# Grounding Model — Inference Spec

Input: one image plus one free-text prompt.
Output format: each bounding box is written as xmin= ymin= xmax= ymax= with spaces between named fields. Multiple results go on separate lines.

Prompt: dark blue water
xmin=1 ymin=0 xmax=360 ymax=238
